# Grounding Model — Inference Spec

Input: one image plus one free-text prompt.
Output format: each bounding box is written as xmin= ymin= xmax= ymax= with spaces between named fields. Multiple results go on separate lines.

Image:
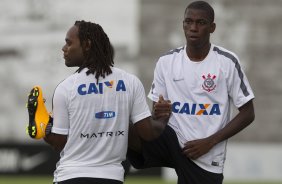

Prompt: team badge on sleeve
xmin=202 ymin=74 xmax=216 ymax=92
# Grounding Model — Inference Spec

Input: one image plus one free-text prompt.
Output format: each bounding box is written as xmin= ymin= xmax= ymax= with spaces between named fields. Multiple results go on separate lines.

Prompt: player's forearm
xmin=148 ymin=117 xmax=168 ymax=139
xmin=128 ymin=122 xmax=142 ymax=152
xmin=135 ymin=97 xmax=171 ymax=141
xmin=44 ymin=133 xmax=67 ymax=152
xmin=134 ymin=116 xmax=167 ymax=141
xmin=146 ymin=99 xmax=171 ymax=139
xmin=208 ymin=100 xmax=255 ymax=145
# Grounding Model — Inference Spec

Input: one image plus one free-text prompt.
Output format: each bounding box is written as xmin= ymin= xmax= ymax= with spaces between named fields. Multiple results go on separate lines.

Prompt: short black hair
xmin=185 ymin=1 xmax=215 ymax=23
xmin=75 ymin=20 xmax=114 ymax=83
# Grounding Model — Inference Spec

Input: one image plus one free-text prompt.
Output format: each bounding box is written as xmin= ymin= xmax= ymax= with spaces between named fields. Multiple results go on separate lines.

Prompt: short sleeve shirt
xmin=52 ymin=67 xmax=151 ymax=182
xmin=148 ymin=44 xmax=254 ymax=173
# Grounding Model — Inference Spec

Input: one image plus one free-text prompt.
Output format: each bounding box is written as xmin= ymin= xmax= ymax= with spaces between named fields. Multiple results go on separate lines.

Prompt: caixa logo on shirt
xmin=77 ymin=80 xmax=126 ymax=95
xmin=95 ymin=111 xmax=115 ymax=119
xmin=172 ymin=102 xmax=221 ymax=115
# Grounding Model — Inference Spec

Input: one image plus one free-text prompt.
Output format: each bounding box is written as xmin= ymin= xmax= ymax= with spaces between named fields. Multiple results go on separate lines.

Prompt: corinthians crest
xmin=202 ymin=74 xmax=216 ymax=92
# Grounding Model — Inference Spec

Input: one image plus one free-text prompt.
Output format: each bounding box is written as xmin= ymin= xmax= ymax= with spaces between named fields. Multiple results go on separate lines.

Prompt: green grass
xmin=0 ymin=176 xmax=281 ymax=184
xmin=0 ymin=176 xmax=52 ymax=184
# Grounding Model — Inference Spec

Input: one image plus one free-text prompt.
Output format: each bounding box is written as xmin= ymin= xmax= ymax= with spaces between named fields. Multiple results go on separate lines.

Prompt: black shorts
xmin=127 ymin=125 xmax=223 ymax=184
xmin=54 ymin=177 xmax=122 ymax=184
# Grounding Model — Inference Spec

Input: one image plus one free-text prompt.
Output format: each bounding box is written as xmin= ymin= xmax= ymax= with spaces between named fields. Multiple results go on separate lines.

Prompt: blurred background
xmin=0 ymin=0 xmax=281 ymax=183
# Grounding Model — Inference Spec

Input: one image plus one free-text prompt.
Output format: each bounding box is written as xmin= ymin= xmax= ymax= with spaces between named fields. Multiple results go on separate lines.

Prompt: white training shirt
xmin=148 ymin=44 xmax=254 ymax=173
xmin=51 ymin=67 xmax=151 ymax=182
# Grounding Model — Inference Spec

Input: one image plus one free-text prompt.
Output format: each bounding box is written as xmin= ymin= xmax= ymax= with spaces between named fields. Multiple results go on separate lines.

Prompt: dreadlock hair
xmin=75 ymin=20 xmax=114 ymax=83
xmin=185 ymin=1 xmax=215 ymax=23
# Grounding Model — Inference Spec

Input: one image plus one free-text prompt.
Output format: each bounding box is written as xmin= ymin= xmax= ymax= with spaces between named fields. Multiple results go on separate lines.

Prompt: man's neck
xmin=186 ymin=43 xmax=211 ymax=62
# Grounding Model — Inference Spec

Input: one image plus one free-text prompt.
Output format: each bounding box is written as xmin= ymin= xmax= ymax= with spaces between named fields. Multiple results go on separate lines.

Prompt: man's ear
xmin=83 ymin=39 xmax=91 ymax=51
xmin=210 ymin=22 xmax=216 ymax=33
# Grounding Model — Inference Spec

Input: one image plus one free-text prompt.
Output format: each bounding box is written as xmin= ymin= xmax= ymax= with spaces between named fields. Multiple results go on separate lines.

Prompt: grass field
xmin=0 ymin=176 xmax=281 ymax=184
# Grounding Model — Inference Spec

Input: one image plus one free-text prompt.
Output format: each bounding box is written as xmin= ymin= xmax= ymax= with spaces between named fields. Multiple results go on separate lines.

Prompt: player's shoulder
xmin=58 ymin=71 xmax=77 ymax=87
xmin=112 ymin=67 xmax=144 ymax=92
xmin=112 ymin=67 xmax=141 ymax=83
xmin=112 ymin=67 xmax=135 ymax=78
xmin=160 ymin=46 xmax=185 ymax=59
xmin=212 ymin=44 xmax=239 ymax=63
xmin=156 ymin=46 xmax=185 ymax=68
xmin=54 ymin=73 xmax=76 ymax=95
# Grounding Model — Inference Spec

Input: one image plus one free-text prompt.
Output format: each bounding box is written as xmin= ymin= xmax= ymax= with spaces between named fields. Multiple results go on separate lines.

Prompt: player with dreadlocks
xmin=38 ymin=20 xmax=172 ymax=184
xmin=74 ymin=20 xmax=114 ymax=82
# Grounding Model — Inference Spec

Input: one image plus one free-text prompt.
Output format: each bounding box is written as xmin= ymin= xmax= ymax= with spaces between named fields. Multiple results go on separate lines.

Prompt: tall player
xmin=27 ymin=20 xmax=171 ymax=184
xmin=127 ymin=1 xmax=255 ymax=184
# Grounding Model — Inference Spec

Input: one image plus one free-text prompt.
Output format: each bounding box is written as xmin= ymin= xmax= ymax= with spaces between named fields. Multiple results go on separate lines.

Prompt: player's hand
xmin=182 ymin=137 xmax=215 ymax=160
xmin=153 ymin=95 xmax=171 ymax=121
xmin=45 ymin=112 xmax=53 ymax=137
xmin=45 ymin=116 xmax=53 ymax=136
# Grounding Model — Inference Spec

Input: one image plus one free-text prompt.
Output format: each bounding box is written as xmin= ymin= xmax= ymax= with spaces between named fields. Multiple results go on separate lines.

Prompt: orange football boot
xmin=26 ymin=86 xmax=50 ymax=139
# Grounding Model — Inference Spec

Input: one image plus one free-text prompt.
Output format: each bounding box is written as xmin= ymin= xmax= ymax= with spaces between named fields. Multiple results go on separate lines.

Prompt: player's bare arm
xmin=182 ymin=100 xmax=255 ymax=159
xmin=128 ymin=96 xmax=171 ymax=152
xmin=44 ymin=133 xmax=67 ymax=152
xmin=126 ymin=95 xmax=171 ymax=153
xmin=152 ymin=95 xmax=171 ymax=120
xmin=128 ymin=95 xmax=171 ymax=153
xmin=134 ymin=95 xmax=171 ymax=141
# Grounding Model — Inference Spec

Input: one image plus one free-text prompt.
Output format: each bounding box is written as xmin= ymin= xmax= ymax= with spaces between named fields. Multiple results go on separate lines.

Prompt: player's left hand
xmin=182 ymin=137 xmax=215 ymax=160
xmin=45 ymin=115 xmax=53 ymax=136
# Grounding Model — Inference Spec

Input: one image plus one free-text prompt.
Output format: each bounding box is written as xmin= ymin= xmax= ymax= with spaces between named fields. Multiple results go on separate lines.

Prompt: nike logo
xmin=20 ymin=152 xmax=48 ymax=171
xmin=173 ymin=78 xmax=184 ymax=82
xmin=40 ymin=122 xmax=45 ymax=133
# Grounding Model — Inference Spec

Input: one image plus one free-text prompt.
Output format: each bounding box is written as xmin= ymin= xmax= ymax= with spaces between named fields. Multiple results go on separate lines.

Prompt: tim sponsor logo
xmin=95 ymin=111 xmax=115 ymax=119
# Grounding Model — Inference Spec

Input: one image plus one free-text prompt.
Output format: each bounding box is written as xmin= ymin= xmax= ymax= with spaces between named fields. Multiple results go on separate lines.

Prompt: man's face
xmin=62 ymin=25 xmax=84 ymax=67
xmin=183 ymin=8 xmax=215 ymax=48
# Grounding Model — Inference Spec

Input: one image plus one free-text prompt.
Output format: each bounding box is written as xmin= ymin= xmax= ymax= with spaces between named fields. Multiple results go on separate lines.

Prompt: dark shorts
xmin=127 ymin=125 xmax=223 ymax=184
xmin=54 ymin=177 xmax=122 ymax=184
